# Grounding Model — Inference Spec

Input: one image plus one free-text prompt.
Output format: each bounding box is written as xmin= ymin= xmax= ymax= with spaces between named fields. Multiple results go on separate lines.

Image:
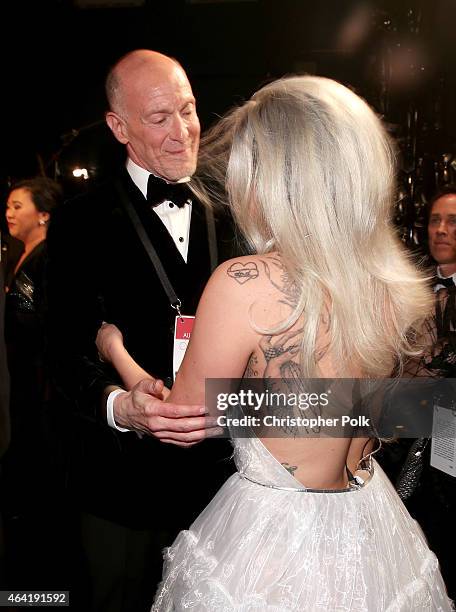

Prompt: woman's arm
xmin=96 ymin=323 xmax=168 ymax=397
xmin=97 ymin=256 xmax=266 ymax=409
xmin=168 ymin=258 xmax=261 ymax=405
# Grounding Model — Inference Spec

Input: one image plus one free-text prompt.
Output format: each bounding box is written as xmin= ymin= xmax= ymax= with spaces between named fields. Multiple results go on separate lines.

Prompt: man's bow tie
xmin=147 ymin=173 xmax=191 ymax=208
xmin=435 ymin=275 xmax=455 ymax=290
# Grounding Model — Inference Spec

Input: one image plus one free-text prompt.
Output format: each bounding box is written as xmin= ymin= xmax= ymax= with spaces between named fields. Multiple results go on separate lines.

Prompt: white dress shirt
xmin=434 ymin=267 xmax=456 ymax=292
xmin=126 ymin=158 xmax=192 ymax=262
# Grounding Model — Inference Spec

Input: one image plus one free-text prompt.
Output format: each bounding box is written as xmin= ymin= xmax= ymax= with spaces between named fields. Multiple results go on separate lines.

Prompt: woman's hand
xmin=96 ymin=322 xmax=125 ymax=364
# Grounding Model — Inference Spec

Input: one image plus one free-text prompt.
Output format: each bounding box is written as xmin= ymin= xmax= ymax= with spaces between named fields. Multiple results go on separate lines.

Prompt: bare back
xmin=171 ymin=252 xmax=374 ymax=489
xmin=239 ymin=254 xmax=372 ymax=489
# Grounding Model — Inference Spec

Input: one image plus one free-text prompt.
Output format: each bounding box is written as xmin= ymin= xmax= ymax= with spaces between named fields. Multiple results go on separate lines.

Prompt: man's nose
xmin=169 ymin=114 xmax=187 ymax=141
xmin=436 ymin=221 xmax=448 ymax=234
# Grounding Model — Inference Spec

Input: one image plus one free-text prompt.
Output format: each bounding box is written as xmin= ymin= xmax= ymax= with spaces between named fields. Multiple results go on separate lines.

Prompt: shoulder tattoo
xmin=226 ymin=261 xmax=259 ymax=284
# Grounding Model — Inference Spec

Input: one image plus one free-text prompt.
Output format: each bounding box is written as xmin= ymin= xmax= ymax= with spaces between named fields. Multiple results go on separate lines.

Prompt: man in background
xmin=396 ymin=185 xmax=456 ymax=600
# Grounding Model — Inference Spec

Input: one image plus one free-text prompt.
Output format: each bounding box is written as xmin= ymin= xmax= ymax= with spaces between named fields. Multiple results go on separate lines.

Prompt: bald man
xmin=46 ymin=50 xmax=235 ymax=612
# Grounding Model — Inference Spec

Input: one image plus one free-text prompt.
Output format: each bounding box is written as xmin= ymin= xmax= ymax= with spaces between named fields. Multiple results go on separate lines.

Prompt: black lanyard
xmin=116 ymin=179 xmax=217 ymax=317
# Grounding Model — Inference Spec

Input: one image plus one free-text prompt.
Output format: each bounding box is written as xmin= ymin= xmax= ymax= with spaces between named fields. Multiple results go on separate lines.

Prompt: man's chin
xmin=161 ymin=163 xmax=197 ymax=182
xmin=432 ymin=248 xmax=455 ymax=261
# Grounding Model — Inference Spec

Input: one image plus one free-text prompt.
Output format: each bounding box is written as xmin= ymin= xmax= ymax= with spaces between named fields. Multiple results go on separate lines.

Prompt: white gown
xmin=152 ymin=435 xmax=453 ymax=611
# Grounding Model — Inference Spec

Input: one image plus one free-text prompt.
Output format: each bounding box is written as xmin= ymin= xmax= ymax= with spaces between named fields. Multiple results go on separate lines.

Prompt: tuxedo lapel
xmin=187 ymin=202 xmax=210 ymax=271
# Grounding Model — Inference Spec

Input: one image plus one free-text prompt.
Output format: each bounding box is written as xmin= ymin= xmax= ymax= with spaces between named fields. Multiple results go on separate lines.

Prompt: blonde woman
xmin=97 ymin=76 xmax=453 ymax=610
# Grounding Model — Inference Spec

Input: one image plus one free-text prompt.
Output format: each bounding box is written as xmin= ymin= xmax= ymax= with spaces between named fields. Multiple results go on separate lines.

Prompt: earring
xmin=39 ymin=219 xmax=47 ymax=226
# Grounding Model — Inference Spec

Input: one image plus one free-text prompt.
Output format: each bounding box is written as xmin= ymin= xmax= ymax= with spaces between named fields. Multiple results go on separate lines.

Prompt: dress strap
xmin=356 ymin=438 xmax=382 ymax=470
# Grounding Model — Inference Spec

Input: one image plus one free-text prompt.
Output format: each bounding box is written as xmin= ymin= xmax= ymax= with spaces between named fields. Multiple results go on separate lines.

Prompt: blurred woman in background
xmin=2 ymin=177 xmax=64 ymax=590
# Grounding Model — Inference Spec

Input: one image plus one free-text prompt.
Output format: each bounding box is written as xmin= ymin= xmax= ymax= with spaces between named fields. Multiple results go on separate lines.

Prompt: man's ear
xmin=106 ymin=112 xmax=129 ymax=145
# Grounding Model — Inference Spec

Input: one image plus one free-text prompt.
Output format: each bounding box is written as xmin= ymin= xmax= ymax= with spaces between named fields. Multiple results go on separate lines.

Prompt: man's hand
xmin=113 ymin=378 xmax=221 ymax=447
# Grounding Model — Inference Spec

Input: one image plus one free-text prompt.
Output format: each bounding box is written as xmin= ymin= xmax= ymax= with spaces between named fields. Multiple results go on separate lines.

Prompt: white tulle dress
xmin=152 ymin=435 xmax=453 ymax=611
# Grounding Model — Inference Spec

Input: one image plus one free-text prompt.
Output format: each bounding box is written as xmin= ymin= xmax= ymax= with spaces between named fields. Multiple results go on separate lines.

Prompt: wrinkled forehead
xmin=430 ymin=194 xmax=456 ymax=217
xmin=123 ymin=63 xmax=194 ymax=109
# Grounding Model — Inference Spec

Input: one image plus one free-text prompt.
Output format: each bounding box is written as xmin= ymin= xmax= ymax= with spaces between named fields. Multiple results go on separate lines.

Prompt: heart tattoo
xmin=227 ymin=261 xmax=259 ymax=284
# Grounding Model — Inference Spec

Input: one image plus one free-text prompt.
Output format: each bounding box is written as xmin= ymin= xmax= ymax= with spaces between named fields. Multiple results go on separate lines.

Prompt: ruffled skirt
xmin=152 ymin=461 xmax=453 ymax=611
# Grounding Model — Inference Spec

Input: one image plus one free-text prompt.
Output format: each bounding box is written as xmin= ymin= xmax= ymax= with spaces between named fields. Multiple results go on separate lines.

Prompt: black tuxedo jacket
xmin=46 ymin=168 xmax=237 ymax=528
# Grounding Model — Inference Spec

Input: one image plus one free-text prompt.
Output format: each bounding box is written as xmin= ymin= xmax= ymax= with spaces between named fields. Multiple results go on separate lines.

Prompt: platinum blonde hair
xmin=200 ymin=75 xmax=433 ymax=377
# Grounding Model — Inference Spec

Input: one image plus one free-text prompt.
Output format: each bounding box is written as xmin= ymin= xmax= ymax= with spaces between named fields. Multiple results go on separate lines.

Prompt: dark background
xmin=0 ymin=0 xmax=455 ymax=234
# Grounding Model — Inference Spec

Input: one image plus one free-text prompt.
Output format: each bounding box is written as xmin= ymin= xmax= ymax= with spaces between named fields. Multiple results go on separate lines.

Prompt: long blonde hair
xmin=199 ymin=76 xmax=433 ymax=377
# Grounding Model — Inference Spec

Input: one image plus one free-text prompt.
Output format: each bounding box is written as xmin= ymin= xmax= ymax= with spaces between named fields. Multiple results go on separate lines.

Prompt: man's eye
xmin=144 ymin=116 xmax=166 ymax=126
